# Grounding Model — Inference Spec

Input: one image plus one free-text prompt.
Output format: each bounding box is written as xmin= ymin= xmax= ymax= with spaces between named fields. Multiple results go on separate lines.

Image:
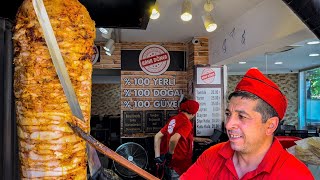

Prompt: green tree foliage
xmin=309 ymin=67 xmax=320 ymax=99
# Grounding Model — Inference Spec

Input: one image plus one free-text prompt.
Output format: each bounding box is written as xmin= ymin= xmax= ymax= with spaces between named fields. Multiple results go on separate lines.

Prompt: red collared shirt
xmin=181 ymin=138 xmax=314 ymax=180
xmin=160 ymin=112 xmax=193 ymax=175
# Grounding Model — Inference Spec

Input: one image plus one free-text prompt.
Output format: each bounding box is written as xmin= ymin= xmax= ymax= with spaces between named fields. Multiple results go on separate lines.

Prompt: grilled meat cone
xmin=13 ymin=0 xmax=95 ymax=179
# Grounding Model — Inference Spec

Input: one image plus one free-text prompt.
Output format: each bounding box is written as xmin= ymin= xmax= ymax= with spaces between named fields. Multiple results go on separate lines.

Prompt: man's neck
xmin=232 ymin=139 xmax=273 ymax=178
xmin=181 ymin=112 xmax=193 ymax=120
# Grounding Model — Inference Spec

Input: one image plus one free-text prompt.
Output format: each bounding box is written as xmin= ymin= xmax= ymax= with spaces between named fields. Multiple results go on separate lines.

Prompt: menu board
xmin=195 ymin=88 xmax=223 ymax=136
xmin=123 ymin=111 xmax=143 ymax=134
xmin=145 ymin=110 xmax=165 ymax=133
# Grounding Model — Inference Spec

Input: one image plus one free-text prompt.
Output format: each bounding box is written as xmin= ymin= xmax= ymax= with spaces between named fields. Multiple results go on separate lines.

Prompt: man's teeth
xmin=230 ymin=134 xmax=241 ymax=138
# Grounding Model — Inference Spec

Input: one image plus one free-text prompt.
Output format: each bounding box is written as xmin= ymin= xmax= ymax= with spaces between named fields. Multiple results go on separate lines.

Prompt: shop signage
xmin=123 ymin=111 xmax=143 ymax=134
xmin=145 ymin=110 xmax=165 ymax=133
xmin=139 ymin=45 xmax=170 ymax=76
xmin=196 ymin=67 xmax=221 ymax=85
xmin=194 ymin=66 xmax=225 ymax=136
xmin=122 ymin=75 xmax=184 ymax=109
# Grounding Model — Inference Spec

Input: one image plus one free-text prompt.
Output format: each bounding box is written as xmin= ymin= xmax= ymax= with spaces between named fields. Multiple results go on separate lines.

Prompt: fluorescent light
xmin=309 ymin=53 xmax=319 ymax=57
xmin=105 ymin=45 xmax=115 ymax=56
xmin=99 ymin=28 xmax=108 ymax=34
xmin=201 ymin=13 xmax=217 ymax=32
xmin=181 ymin=0 xmax=192 ymax=21
xmin=150 ymin=1 xmax=160 ymax=20
xmin=99 ymin=28 xmax=113 ymax=35
xmin=181 ymin=12 xmax=192 ymax=21
xmin=307 ymin=41 xmax=320 ymax=45
xmin=103 ymin=39 xmax=115 ymax=51
xmin=100 ymin=28 xmax=113 ymax=39
xmin=238 ymin=61 xmax=246 ymax=64
xmin=274 ymin=62 xmax=283 ymax=65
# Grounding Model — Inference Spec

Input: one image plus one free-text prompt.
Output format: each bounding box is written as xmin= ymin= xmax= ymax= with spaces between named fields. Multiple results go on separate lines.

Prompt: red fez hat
xmin=235 ymin=68 xmax=287 ymax=120
xmin=180 ymin=100 xmax=200 ymax=114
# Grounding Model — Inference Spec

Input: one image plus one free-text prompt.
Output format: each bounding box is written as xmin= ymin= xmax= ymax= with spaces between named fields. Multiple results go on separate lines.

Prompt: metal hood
xmin=0 ymin=0 xmax=156 ymax=29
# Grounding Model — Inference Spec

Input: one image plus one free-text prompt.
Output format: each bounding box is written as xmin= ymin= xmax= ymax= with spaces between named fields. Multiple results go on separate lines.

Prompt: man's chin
xmin=230 ymin=143 xmax=244 ymax=152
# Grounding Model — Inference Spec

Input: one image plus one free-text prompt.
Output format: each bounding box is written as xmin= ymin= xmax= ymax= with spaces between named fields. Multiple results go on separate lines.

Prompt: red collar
xmin=218 ymin=138 xmax=285 ymax=178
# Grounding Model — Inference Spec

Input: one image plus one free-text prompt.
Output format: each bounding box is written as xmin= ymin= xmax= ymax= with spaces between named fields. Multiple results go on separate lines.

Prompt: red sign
xmin=201 ymin=68 xmax=216 ymax=84
xmin=139 ymin=45 xmax=170 ymax=75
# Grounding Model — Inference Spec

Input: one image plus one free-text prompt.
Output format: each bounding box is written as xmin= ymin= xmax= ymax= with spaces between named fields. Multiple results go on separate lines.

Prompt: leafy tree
xmin=308 ymin=67 xmax=320 ymax=99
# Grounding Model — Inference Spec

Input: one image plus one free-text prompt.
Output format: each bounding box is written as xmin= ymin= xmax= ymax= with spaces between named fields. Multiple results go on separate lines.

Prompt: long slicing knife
xmin=68 ymin=122 xmax=160 ymax=180
xmin=87 ymin=143 xmax=103 ymax=179
xmin=32 ymin=0 xmax=102 ymax=178
xmin=32 ymin=0 xmax=84 ymax=121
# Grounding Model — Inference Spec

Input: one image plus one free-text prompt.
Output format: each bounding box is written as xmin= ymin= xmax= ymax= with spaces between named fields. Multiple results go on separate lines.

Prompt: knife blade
xmin=32 ymin=0 xmax=84 ymax=121
xmin=87 ymin=143 xmax=102 ymax=179
xmin=67 ymin=122 xmax=160 ymax=180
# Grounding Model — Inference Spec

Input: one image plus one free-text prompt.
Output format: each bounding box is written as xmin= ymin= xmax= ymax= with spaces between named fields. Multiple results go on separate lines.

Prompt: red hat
xmin=180 ymin=100 xmax=200 ymax=114
xmin=235 ymin=68 xmax=287 ymax=120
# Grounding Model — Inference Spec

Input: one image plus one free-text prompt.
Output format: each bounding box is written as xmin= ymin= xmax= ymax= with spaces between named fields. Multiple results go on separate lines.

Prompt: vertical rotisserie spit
xmin=13 ymin=0 xmax=95 ymax=179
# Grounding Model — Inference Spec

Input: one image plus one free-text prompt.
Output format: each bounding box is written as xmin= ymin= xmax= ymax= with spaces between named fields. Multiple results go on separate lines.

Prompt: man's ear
xmin=266 ymin=117 xmax=279 ymax=135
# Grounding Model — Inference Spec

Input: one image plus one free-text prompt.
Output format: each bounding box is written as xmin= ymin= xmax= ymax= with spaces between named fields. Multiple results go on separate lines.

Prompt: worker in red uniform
xmin=180 ymin=68 xmax=314 ymax=180
xmin=154 ymin=99 xmax=199 ymax=179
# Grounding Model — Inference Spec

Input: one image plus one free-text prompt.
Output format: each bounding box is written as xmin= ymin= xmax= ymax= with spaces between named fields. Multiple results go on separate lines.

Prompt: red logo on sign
xmin=139 ymin=45 xmax=170 ymax=76
xmin=201 ymin=68 xmax=216 ymax=84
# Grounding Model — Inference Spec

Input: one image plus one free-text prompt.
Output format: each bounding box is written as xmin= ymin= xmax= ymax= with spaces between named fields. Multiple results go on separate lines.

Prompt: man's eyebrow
xmin=225 ymin=109 xmax=251 ymax=116
xmin=235 ymin=110 xmax=252 ymax=118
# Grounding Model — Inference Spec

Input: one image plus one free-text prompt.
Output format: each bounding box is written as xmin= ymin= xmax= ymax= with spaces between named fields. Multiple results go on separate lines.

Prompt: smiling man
xmin=180 ymin=68 xmax=314 ymax=180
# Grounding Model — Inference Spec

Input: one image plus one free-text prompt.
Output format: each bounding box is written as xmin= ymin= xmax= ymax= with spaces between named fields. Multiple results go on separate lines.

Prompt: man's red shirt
xmin=160 ymin=112 xmax=193 ymax=175
xmin=181 ymin=138 xmax=314 ymax=179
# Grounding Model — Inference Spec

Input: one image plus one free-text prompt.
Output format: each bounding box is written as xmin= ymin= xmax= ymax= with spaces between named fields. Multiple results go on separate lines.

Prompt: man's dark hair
xmin=228 ymin=91 xmax=278 ymax=122
xmin=179 ymin=97 xmax=190 ymax=114
xmin=180 ymin=96 xmax=188 ymax=105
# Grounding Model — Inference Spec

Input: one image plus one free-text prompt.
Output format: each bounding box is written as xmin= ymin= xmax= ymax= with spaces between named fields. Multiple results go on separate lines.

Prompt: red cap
xmin=180 ymin=100 xmax=200 ymax=114
xmin=235 ymin=68 xmax=287 ymax=120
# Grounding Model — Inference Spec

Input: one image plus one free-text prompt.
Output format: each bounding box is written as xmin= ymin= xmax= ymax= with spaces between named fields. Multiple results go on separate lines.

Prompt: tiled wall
xmin=91 ymin=84 xmax=121 ymax=116
xmin=228 ymin=73 xmax=298 ymax=126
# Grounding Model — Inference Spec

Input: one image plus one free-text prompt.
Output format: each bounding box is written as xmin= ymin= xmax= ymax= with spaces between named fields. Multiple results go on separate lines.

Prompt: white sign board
xmin=196 ymin=67 xmax=221 ymax=85
xmin=195 ymin=88 xmax=222 ymax=136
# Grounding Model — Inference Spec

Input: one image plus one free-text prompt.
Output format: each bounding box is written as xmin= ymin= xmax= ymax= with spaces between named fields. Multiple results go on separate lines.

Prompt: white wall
xmin=209 ymin=0 xmax=315 ymax=66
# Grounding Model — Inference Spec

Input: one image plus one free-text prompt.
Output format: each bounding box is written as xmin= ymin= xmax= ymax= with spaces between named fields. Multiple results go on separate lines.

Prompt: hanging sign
xmin=139 ymin=45 xmax=170 ymax=75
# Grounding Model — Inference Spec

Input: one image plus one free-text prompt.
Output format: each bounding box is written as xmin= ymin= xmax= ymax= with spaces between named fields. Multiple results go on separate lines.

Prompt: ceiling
xmin=104 ymin=0 xmax=320 ymax=75
xmin=227 ymin=38 xmax=320 ymax=75
xmin=96 ymin=0 xmax=265 ymax=43
xmin=1 ymin=0 xmax=319 ymax=75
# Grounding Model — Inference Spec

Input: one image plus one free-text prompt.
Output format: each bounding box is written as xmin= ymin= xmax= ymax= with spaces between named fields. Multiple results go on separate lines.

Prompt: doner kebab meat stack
xmin=13 ymin=0 xmax=95 ymax=179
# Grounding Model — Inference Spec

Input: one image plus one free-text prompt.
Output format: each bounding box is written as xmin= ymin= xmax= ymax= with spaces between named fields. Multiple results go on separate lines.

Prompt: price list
xmin=195 ymin=88 xmax=222 ymax=136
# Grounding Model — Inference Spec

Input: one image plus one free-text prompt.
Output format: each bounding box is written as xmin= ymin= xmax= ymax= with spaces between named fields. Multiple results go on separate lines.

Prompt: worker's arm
xmin=168 ymin=133 xmax=181 ymax=154
xmin=194 ymin=137 xmax=213 ymax=145
xmin=154 ymin=131 xmax=164 ymax=158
